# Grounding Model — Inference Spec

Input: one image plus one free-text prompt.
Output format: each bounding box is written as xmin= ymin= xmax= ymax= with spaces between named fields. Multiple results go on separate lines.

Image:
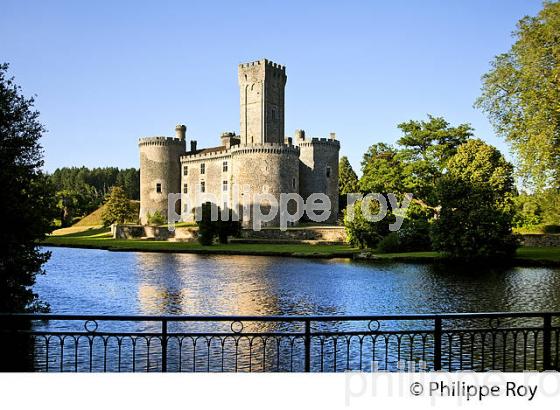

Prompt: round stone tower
xmin=138 ymin=125 xmax=187 ymax=224
xmin=231 ymin=143 xmax=300 ymax=228
xmin=297 ymin=131 xmax=340 ymax=224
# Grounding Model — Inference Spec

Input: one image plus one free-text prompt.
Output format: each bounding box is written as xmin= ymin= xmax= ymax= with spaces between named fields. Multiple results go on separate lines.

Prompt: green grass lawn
xmin=515 ymin=247 xmax=560 ymax=262
xmin=43 ymin=229 xmax=356 ymax=258
xmin=42 ymin=228 xmax=560 ymax=264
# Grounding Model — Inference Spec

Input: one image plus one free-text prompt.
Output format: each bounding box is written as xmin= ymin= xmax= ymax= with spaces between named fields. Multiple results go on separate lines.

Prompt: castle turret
xmin=175 ymin=124 xmax=186 ymax=141
xmin=139 ymin=126 xmax=187 ymax=224
xmin=220 ymin=132 xmax=240 ymax=149
xmin=297 ymin=131 xmax=340 ymax=224
xmin=238 ymin=59 xmax=287 ymax=145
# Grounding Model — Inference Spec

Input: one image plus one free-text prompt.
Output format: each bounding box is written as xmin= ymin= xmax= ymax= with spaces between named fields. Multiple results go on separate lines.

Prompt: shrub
xmin=375 ymin=219 xmax=432 ymax=253
xmin=543 ymin=225 xmax=560 ymax=234
xmin=376 ymin=232 xmax=401 ymax=253
xmin=196 ymin=203 xmax=241 ymax=245
xmin=146 ymin=210 xmax=165 ymax=225
xmin=217 ymin=209 xmax=241 ymax=244
xmin=344 ymin=199 xmax=395 ymax=249
xmin=397 ymin=219 xmax=432 ymax=252
xmin=196 ymin=203 xmax=215 ymax=245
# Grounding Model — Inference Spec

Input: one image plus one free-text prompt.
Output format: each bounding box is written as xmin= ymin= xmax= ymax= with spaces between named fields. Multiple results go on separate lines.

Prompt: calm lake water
xmin=37 ymin=247 xmax=560 ymax=315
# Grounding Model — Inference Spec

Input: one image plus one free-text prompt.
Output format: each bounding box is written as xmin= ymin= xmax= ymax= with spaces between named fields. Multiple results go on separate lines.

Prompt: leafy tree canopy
xmin=0 ymin=63 xmax=57 ymax=312
xmin=359 ymin=116 xmax=472 ymax=209
xmin=101 ymin=186 xmax=136 ymax=226
xmin=396 ymin=116 xmax=473 ymax=204
xmin=338 ymin=156 xmax=359 ymax=195
xmin=476 ymin=1 xmax=560 ymax=190
xmin=359 ymin=143 xmax=406 ymax=194
xmin=431 ymin=139 xmax=518 ymax=260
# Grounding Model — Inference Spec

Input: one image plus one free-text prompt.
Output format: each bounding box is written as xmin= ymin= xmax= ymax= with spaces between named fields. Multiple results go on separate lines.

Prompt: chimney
xmin=190 ymin=140 xmax=197 ymax=152
xmin=295 ymin=129 xmax=305 ymax=141
xmin=329 ymin=132 xmax=336 ymax=140
xmin=175 ymin=124 xmax=186 ymax=141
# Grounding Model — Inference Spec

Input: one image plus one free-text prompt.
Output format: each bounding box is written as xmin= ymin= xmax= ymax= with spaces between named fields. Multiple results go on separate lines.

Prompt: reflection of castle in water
xmin=133 ymin=253 xmax=285 ymax=317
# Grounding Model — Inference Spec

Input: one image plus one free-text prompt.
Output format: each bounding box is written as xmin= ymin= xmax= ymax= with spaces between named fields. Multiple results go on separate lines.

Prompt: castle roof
xmin=193 ymin=146 xmax=226 ymax=155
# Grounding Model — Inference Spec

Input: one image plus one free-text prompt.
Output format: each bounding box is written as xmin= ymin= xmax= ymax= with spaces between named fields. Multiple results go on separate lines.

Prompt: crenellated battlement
xmin=138 ymin=136 xmax=186 ymax=147
xmin=231 ymin=143 xmax=299 ymax=156
xmin=298 ymin=137 xmax=340 ymax=149
xmin=239 ymin=59 xmax=286 ymax=73
xmin=180 ymin=148 xmax=231 ymax=162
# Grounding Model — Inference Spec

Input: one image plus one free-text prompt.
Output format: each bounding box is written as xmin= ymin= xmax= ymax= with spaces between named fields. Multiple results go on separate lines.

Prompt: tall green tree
xmin=101 ymin=186 xmax=135 ymax=226
xmin=338 ymin=156 xmax=359 ymax=195
xmin=476 ymin=1 xmax=560 ymax=190
xmin=359 ymin=143 xmax=405 ymax=194
xmin=397 ymin=115 xmax=473 ymax=205
xmin=0 ymin=63 xmax=57 ymax=312
xmin=431 ymin=139 xmax=518 ymax=260
xmin=338 ymin=156 xmax=359 ymax=212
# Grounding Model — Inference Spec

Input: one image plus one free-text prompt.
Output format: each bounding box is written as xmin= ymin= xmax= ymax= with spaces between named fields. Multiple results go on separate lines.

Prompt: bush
xmin=217 ymin=209 xmax=241 ymax=244
xmin=196 ymin=203 xmax=241 ymax=245
xmin=196 ymin=203 xmax=215 ymax=245
xmin=146 ymin=210 xmax=165 ymax=225
xmin=376 ymin=219 xmax=432 ymax=253
xmin=543 ymin=225 xmax=560 ymax=234
xmin=344 ymin=199 xmax=395 ymax=249
xmin=397 ymin=219 xmax=431 ymax=251
xmin=376 ymin=232 xmax=401 ymax=253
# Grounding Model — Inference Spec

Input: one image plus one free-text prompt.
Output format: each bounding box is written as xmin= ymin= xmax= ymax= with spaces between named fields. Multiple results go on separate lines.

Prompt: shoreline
xmin=41 ymin=238 xmax=560 ymax=267
xmin=40 ymin=238 xmax=356 ymax=259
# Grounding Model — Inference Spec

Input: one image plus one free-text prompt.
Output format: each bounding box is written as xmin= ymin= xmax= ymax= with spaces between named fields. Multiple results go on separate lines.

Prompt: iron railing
xmin=0 ymin=312 xmax=559 ymax=372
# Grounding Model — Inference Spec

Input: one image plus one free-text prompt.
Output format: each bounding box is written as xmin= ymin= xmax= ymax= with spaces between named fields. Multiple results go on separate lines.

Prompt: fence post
xmin=161 ymin=319 xmax=168 ymax=373
xmin=543 ymin=314 xmax=552 ymax=371
xmin=434 ymin=317 xmax=442 ymax=371
xmin=304 ymin=319 xmax=311 ymax=372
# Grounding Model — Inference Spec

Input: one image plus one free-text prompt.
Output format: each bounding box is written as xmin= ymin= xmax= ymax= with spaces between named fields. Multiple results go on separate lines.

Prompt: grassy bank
xmin=42 ymin=226 xmax=560 ymax=265
xmin=43 ymin=227 xmax=356 ymax=258
xmin=355 ymin=247 xmax=560 ymax=266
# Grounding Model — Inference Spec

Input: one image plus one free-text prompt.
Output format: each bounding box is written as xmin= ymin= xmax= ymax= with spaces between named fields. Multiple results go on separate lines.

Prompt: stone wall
xmin=240 ymin=226 xmax=346 ymax=243
xmin=180 ymin=149 xmax=231 ymax=222
xmin=521 ymin=234 xmax=560 ymax=247
xmin=113 ymin=224 xmax=345 ymax=243
xmin=113 ymin=224 xmax=197 ymax=242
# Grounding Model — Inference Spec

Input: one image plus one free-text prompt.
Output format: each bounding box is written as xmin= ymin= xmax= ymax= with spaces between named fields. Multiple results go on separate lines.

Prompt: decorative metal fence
xmin=0 ymin=312 xmax=559 ymax=372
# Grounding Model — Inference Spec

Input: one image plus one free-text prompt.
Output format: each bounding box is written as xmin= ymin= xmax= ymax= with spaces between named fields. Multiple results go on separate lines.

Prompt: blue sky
xmin=0 ymin=0 xmax=544 ymax=174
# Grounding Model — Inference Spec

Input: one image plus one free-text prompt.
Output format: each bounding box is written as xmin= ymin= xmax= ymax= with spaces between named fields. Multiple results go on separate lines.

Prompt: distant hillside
xmin=73 ymin=200 xmax=140 ymax=227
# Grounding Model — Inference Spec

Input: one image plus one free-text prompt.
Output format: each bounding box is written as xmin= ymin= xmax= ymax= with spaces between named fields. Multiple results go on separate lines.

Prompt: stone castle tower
xmin=238 ymin=60 xmax=286 ymax=145
xmin=139 ymin=59 xmax=340 ymax=226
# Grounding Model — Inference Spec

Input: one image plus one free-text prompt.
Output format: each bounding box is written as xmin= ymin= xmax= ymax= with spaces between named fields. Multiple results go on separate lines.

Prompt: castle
xmin=139 ymin=59 xmax=340 ymax=227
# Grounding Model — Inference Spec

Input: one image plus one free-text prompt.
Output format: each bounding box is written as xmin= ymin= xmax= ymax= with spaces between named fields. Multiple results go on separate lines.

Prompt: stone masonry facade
xmin=139 ymin=59 xmax=340 ymax=227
